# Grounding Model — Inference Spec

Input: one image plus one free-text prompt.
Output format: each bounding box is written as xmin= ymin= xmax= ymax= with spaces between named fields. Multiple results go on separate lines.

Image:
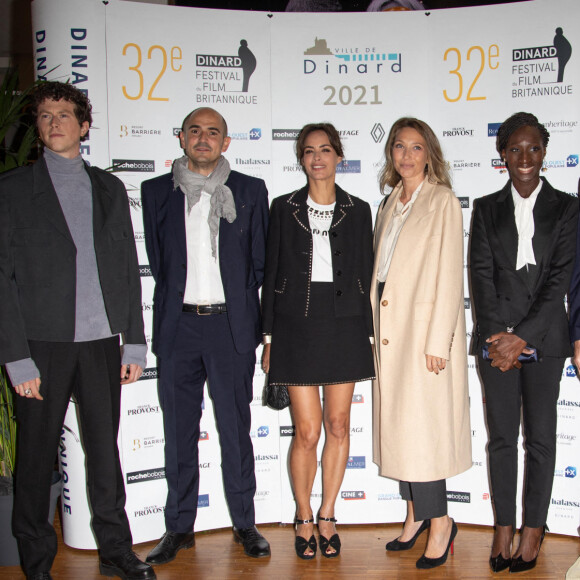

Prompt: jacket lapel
xmin=170 ymin=182 xmax=188 ymax=264
xmin=330 ymin=185 xmax=355 ymax=231
xmin=493 ymin=182 xmax=519 ymax=269
xmin=531 ymin=179 xmax=560 ymax=273
xmin=88 ymin=164 xmax=115 ymax=234
xmin=32 ymin=158 xmax=73 ymax=243
xmin=288 ymin=186 xmax=311 ymax=233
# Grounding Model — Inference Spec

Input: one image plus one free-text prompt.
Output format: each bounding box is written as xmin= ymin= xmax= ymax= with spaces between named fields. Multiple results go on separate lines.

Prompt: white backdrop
xmin=32 ymin=0 xmax=580 ymax=547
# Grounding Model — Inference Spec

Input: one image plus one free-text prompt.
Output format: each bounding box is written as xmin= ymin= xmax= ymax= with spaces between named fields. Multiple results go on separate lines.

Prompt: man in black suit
xmin=141 ymin=107 xmax=270 ymax=565
xmin=0 ymin=82 xmax=154 ymax=580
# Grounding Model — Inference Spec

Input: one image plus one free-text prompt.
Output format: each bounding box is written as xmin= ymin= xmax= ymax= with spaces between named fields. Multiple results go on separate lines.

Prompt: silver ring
xmin=24 ymin=388 xmax=32 ymax=396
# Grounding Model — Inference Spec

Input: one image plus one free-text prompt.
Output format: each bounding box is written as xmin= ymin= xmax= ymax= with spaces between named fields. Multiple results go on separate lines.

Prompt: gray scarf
xmin=172 ymin=155 xmax=237 ymax=258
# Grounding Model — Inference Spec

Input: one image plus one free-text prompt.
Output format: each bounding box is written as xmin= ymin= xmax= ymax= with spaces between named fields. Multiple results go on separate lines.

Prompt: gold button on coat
xmin=382 ymin=299 xmax=388 ymax=306
xmin=382 ymin=339 xmax=389 ymax=345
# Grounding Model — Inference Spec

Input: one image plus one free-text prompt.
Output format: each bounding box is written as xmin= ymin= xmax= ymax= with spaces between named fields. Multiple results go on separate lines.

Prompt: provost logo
xmin=352 ymin=394 xmax=364 ymax=404
xmin=567 ymin=154 xmax=578 ymax=167
xmin=512 ymin=27 xmax=573 ymax=98
xmin=442 ymin=127 xmax=474 ymax=137
xmin=195 ymin=40 xmax=258 ymax=105
xmin=303 ymin=37 xmax=401 ymax=75
xmin=565 ymin=466 xmax=577 ymax=478
xmin=565 ymin=365 xmax=577 ymax=377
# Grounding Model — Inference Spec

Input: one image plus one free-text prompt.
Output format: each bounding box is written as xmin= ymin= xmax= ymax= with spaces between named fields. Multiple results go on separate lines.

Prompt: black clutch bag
xmin=482 ymin=345 xmax=538 ymax=363
xmin=265 ymin=383 xmax=290 ymax=410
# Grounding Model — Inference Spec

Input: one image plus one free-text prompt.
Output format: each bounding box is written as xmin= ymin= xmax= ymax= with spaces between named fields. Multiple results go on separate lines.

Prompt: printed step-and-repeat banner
xmin=31 ymin=0 xmax=579 ymax=547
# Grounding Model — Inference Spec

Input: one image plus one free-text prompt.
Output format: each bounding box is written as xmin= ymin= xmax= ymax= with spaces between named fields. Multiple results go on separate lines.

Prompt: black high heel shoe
xmin=416 ymin=518 xmax=457 ymax=569
xmin=489 ymin=526 xmax=513 ymax=573
xmin=386 ymin=519 xmax=431 ymax=551
xmin=294 ymin=516 xmax=317 ymax=560
xmin=509 ymin=525 xmax=547 ymax=573
xmin=318 ymin=514 xmax=341 ymax=558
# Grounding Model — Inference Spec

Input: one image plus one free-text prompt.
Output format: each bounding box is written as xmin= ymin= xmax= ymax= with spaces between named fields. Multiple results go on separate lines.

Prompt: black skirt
xmin=268 ymin=282 xmax=375 ymax=386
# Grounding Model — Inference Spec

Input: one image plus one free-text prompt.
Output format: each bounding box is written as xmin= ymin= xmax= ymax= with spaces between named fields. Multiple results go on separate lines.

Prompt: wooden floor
xmin=1 ymin=521 xmax=578 ymax=579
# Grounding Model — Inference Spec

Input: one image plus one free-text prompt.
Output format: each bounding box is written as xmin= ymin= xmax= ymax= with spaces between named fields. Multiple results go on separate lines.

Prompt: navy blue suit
xmin=141 ymin=170 xmax=268 ymax=531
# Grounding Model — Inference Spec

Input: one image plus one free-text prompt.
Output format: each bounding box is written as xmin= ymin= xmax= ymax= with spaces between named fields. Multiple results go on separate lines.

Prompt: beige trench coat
xmin=371 ymin=181 xmax=472 ymax=482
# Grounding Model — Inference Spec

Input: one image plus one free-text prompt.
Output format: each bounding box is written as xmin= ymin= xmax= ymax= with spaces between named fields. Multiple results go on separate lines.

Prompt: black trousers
xmin=158 ymin=312 xmax=256 ymax=533
xmin=13 ymin=337 xmax=132 ymax=576
xmin=477 ymin=355 xmax=564 ymax=528
xmin=399 ymin=480 xmax=447 ymax=521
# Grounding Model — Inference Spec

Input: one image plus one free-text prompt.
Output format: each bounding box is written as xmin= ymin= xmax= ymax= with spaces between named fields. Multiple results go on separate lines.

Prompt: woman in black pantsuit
xmin=261 ymin=123 xmax=374 ymax=559
xmin=470 ymin=112 xmax=577 ymax=573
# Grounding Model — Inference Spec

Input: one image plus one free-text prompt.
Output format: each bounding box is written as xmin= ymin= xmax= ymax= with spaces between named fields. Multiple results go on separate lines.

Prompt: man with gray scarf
xmin=141 ymin=108 xmax=270 ymax=564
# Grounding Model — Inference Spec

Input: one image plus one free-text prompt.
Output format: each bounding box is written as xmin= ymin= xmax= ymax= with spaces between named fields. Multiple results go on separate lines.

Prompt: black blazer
xmin=469 ymin=178 xmax=577 ymax=358
xmin=141 ymin=170 xmax=269 ymax=359
xmin=261 ymin=185 xmax=373 ymax=336
xmin=0 ymin=158 xmax=145 ymax=364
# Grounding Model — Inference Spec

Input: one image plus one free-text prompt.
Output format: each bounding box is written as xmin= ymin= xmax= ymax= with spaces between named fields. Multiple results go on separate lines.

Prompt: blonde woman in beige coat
xmin=371 ymin=118 xmax=471 ymax=570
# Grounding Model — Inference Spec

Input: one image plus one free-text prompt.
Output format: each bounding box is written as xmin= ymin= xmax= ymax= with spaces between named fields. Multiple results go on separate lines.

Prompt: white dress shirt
xmin=376 ymin=181 xmax=424 ymax=283
xmin=183 ymin=191 xmax=226 ymax=304
xmin=512 ymin=180 xmax=542 ymax=271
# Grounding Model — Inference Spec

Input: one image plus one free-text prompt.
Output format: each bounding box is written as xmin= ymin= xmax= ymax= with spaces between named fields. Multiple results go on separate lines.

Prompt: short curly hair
xmin=31 ymin=81 xmax=93 ymax=142
xmin=496 ymin=112 xmax=549 ymax=156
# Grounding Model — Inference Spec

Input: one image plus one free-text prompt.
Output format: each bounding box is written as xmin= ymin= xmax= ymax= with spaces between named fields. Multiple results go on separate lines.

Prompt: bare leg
xmin=318 ymin=382 xmax=355 ymax=554
xmin=424 ymin=514 xmax=453 ymax=558
xmin=399 ymin=501 xmax=425 ymax=541
xmin=288 ymin=386 xmax=322 ymax=557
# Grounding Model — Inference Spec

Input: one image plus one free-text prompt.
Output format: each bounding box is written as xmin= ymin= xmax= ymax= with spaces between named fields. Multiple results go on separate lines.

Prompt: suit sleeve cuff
xmin=5 ymin=358 xmax=40 ymax=387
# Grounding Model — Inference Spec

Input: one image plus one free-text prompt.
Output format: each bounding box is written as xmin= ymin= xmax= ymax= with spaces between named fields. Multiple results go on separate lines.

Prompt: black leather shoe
xmin=509 ymin=525 xmax=547 ymax=573
xmin=233 ymin=525 xmax=271 ymax=558
xmin=386 ymin=519 xmax=431 ymax=551
xmin=27 ymin=574 xmax=53 ymax=580
xmin=145 ymin=531 xmax=195 ymax=565
xmin=99 ymin=550 xmax=156 ymax=579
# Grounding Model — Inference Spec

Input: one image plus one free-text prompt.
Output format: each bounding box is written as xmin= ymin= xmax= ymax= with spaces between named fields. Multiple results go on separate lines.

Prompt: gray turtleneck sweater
xmin=5 ymin=150 xmax=146 ymax=386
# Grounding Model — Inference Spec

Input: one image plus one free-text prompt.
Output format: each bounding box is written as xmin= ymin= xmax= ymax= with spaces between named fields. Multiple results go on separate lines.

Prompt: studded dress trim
xmin=269 ymin=376 xmax=376 ymax=387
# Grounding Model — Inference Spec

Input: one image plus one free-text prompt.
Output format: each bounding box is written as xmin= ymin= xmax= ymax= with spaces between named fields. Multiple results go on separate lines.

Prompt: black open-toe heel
xmin=386 ymin=519 xmax=431 ymax=551
xmin=294 ymin=516 xmax=317 ymax=560
xmin=318 ymin=514 xmax=341 ymax=558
